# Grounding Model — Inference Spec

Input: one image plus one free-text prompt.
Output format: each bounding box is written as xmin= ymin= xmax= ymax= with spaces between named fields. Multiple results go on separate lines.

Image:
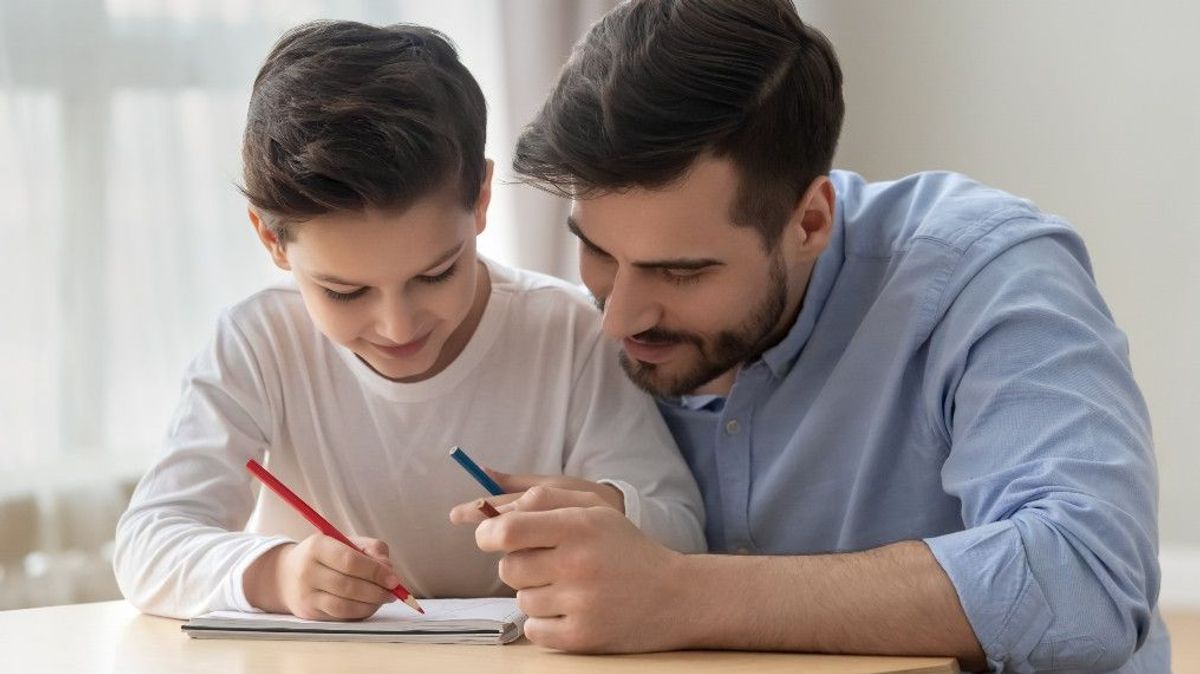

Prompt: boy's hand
xmin=244 ymin=535 xmax=400 ymax=620
xmin=448 ymin=469 xmax=625 ymax=525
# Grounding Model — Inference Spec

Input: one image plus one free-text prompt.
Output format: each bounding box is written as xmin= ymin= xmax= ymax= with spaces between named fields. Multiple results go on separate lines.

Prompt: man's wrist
xmin=661 ymin=551 xmax=722 ymax=650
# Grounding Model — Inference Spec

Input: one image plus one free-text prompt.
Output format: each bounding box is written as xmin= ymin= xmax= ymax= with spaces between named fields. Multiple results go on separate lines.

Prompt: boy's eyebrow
xmin=566 ymin=216 xmax=723 ymax=271
xmin=313 ymin=241 xmax=465 ymax=286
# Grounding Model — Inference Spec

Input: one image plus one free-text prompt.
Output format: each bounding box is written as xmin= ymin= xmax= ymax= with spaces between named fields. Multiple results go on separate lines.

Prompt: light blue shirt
xmin=659 ymin=171 xmax=1168 ymax=673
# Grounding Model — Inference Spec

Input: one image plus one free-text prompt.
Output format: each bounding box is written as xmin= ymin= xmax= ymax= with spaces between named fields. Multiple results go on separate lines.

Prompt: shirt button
xmin=724 ymin=419 xmax=741 ymax=435
xmin=735 ymin=546 xmax=751 ymax=554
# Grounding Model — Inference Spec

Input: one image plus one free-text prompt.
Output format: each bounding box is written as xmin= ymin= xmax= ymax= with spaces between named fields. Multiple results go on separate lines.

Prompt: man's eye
xmin=323 ymin=287 xmax=368 ymax=302
xmin=581 ymin=240 xmax=612 ymax=258
xmin=662 ymin=268 xmax=704 ymax=285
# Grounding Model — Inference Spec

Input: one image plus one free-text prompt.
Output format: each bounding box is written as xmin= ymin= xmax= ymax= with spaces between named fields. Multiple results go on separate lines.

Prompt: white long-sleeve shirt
xmin=114 ymin=258 xmax=705 ymax=619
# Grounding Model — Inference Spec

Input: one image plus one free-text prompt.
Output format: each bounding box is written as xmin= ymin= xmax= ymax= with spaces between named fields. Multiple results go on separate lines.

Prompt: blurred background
xmin=1 ymin=0 xmax=1196 ymax=629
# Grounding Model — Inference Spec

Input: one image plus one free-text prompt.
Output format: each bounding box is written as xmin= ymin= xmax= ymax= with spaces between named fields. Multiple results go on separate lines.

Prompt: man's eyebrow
xmin=566 ymin=215 xmax=723 ymax=271
xmin=567 ymin=216 xmax=607 ymax=255
xmin=313 ymin=241 xmax=465 ymax=286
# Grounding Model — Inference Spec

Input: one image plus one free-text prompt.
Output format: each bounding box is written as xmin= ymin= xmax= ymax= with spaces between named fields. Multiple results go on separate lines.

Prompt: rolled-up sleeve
xmin=923 ymin=230 xmax=1159 ymax=673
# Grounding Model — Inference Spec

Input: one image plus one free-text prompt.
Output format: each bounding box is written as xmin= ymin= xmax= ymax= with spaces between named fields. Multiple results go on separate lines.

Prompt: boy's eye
xmin=322 ymin=286 xmax=368 ymax=302
xmin=418 ymin=262 xmax=458 ymax=285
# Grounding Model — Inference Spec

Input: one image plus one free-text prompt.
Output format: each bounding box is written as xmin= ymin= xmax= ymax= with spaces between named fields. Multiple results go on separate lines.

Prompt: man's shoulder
xmin=831 ymin=169 xmax=1073 ymax=261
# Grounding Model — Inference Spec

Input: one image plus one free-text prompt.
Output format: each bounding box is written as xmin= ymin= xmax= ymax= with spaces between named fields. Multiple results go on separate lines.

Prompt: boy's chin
xmin=355 ymin=348 xmax=439 ymax=382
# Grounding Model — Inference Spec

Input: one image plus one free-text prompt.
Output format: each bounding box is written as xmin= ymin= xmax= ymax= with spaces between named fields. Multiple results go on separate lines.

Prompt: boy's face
xmin=250 ymin=169 xmax=492 ymax=382
xmin=570 ymin=156 xmax=833 ymax=397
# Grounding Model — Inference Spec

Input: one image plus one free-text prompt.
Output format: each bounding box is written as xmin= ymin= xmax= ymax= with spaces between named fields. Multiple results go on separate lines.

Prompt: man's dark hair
xmin=513 ymin=0 xmax=843 ymax=246
xmin=241 ymin=20 xmax=487 ymax=240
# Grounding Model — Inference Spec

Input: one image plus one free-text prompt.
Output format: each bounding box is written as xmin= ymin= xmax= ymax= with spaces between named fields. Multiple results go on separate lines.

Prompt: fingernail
xmin=385 ymin=575 xmax=400 ymax=587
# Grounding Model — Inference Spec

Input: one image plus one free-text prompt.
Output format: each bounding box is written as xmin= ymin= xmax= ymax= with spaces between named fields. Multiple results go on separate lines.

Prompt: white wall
xmin=794 ymin=0 xmax=1200 ymax=603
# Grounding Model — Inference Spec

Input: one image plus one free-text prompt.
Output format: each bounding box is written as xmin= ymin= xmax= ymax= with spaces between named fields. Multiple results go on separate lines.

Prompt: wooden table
xmin=0 ymin=601 xmax=960 ymax=673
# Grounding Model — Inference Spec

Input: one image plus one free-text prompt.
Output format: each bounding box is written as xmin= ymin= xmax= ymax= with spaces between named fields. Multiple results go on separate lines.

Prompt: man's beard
xmin=607 ymin=257 xmax=789 ymax=398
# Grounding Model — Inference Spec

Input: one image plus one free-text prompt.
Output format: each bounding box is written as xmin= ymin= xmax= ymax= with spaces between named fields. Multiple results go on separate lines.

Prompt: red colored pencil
xmin=245 ymin=459 xmax=424 ymax=614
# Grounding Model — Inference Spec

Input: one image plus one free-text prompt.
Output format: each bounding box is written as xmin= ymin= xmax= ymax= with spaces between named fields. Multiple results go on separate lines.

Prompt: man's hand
xmin=473 ymin=489 xmax=689 ymax=653
xmin=448 ymin=469 xmax=625 ymax=525
xmin=244 ymin=535 xmax=400 ymax=620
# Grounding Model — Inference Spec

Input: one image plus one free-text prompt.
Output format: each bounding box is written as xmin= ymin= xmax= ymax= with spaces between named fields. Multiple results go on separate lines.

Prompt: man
xmin=455 ymin=1 xmax=1168 ymax=670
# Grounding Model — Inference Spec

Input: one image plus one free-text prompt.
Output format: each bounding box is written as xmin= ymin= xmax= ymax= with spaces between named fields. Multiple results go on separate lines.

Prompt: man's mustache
xmin=593 ymin=295 xmax=703 ymax=347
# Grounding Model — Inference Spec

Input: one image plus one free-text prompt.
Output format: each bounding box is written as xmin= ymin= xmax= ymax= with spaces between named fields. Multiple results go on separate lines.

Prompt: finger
xmin=295 ymin=604 xmax=338 ymax=618
xmin=514 ymin=584 xmax=565 ymax=618
xmin=313 ymin=589 xmax=385 ymax=621
xmin=485 ymin=468 xmax=554 ymax=493
xmin=505 ymin=485 xmax=607 ymax=513
xmin=314 ymin=537 xmax=399 ymax=589
xmin=476 ymin=507 xmax=586 ymax=553
xmin=449 ymin=493 xmax=522 ymax=524
xmin=523 ymin=615 xmax=579 ymax=651
xmin=350 ymin=537 xmax=391 ymax=564
xmin=310 ymin=564 xmax=396 ymax=605
xmin=498 ymin=548 xmax=557 ymax=590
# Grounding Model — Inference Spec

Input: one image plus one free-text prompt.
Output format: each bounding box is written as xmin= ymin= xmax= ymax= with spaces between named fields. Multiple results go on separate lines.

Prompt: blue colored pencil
xmin=449 ymin=446 xmax=505 ymax=496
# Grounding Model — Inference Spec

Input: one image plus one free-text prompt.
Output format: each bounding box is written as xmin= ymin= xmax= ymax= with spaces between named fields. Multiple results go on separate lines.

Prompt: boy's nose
xmin=376 ymin=298 xmax=422 ymax=345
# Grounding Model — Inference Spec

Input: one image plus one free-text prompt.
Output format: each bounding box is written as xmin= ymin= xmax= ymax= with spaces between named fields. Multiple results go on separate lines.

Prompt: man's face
xmin=571 ymin=156 xmax=822 ymax=397
xmin=252 ymin=179 xmax=490 ymax=382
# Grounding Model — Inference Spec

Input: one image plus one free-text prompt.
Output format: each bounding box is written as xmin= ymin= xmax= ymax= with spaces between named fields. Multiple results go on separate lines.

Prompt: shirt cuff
xmin=221 ymin=536 xmax=296 ymax=614
xmin=597 ymin=478 xmax=642 ymax=529
xmin=925 ymin=520 xmax=1053 ymax=673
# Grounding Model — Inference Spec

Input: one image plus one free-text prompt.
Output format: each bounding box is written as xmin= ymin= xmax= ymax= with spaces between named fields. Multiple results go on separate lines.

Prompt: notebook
xmin=182 ymin=597 xmax=526 ymax=645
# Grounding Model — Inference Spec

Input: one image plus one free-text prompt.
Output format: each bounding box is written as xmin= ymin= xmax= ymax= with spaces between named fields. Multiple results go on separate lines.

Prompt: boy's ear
xmin=473 ymin=159 xmax=494 ymax=236
xmin=248 ymin=207 xmax=291 ymax=271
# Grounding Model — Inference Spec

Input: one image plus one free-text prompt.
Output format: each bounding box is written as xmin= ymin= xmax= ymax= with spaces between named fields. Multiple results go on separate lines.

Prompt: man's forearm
xmin=673 ymin=540 xmax=986 ymax=670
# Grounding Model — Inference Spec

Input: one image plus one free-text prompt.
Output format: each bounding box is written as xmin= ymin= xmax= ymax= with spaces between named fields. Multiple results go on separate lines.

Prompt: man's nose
xmin=599 ymin=270 xmax=659 ymax=340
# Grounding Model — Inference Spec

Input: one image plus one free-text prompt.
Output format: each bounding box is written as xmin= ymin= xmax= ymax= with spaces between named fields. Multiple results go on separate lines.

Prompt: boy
xmin=113 ymin=20 xmax=704 ymax=621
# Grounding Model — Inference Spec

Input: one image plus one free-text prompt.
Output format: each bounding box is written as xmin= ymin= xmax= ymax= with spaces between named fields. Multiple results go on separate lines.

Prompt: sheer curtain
xmin=0 ymin=0 xmax=613 ymax=608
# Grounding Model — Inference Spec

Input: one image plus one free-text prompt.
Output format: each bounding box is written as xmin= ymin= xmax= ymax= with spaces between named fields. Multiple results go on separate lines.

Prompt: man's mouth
xmin=622 ymin=335 xmax=682 ymax=364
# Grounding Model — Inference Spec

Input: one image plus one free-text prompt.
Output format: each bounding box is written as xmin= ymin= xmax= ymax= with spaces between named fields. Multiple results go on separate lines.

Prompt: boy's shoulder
xmin=487 ymin=258 xmax=597 ymax=313
xmin=218 ymin=278 xmax=313 ymax=342
xmin=484 ymin=257 xmax=604 ymax=342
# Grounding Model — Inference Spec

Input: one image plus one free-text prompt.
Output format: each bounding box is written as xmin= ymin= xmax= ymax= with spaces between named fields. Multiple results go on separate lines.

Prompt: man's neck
xmin=692 ymin=368 xmax=739 ymax=397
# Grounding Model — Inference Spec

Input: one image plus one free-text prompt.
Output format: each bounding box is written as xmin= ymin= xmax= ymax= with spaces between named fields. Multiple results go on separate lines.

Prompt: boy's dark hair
xmin=513 ymin=0 xmax=843 ymax=247
xmin=241 ymin=21 xmax=487 ymax=240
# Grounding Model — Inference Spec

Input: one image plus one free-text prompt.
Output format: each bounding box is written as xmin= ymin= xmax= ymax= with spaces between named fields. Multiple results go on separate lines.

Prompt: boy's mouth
xmin=370 ymin=333 xmax=431 ymax=359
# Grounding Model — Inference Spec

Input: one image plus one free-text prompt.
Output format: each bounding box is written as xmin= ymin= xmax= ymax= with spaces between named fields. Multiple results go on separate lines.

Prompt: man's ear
xmin=248 ymin=208 xmax=291 ymax=270
xmin=782 ymin=176 xmax=835 ymax=259
xmin=474 ymin=159 xmax=494 ymax=236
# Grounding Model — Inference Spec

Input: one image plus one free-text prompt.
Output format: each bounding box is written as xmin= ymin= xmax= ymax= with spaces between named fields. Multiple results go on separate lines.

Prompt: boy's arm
xmin=112 ymin=314 xmax=293 ymax=619
xmin=560 ymin=335 xmax=706 ymax=554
